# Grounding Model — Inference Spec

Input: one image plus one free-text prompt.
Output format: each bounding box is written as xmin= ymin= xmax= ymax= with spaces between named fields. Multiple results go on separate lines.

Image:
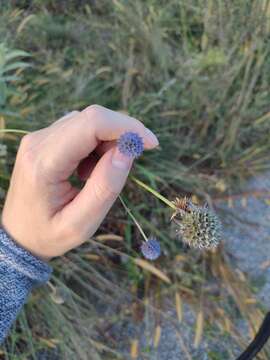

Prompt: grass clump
xmin=1 ymin=1 xmax=270 ymax=359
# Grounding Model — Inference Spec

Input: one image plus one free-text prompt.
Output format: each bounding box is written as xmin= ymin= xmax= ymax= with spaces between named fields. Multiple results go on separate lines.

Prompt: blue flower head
xmin=117 ymin=132 xmax=144 ymax=158
xmin=140 ymin=237 xmax=161 ymax=260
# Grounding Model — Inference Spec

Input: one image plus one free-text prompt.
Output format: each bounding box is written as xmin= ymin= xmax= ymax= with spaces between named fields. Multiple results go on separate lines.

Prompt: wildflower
xmin=140 ymin=237 xmax=161 ymax=260
xmin=117 ymin=131 xmax=144 ymax=158
xmin=171 ymin=197 xmax=222 ymax=249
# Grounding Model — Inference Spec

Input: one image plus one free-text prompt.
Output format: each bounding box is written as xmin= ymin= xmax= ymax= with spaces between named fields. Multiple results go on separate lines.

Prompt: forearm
xmin=0 ymin=227 xmax=52 ymax=343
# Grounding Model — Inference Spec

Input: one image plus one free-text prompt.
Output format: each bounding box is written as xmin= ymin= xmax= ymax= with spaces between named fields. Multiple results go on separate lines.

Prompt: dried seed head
xmin=140 ymin=237 xmax=161 ymax=260
xmin=117 ymin=131 xmax=144 ymax=158
xmin=172 ymin=196 xmax=190 ymax=212
xmin=172 ymin=198 xmax=222 ymax=249
xmin=171 ymin=196 xmax=190 ymax=221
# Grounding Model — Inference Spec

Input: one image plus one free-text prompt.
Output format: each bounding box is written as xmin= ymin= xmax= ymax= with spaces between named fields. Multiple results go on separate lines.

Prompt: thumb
xmin=59 ymin=145 xmax=133 ymax=238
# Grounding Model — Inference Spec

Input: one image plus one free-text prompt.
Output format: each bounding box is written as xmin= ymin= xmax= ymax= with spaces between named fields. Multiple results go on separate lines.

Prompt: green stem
xmin=0 ymin=129 xmax=29 ymax=135
xmin=118 ymin=195 xmax=148 ymax=242
xmin=131 ymin=176 xmax=176 ymax=209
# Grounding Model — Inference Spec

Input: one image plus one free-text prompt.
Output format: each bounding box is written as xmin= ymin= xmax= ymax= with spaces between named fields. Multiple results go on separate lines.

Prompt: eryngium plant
xmin=140 ymin=237 xmax=161 ymax=260
xmin=117 ymin=131 xmax=144 ymax=158
xmin=171 ymin=197 xmax=222 ymax=250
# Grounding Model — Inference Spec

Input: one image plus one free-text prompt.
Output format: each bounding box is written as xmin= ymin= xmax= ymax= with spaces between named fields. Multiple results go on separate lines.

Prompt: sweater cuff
xmin=0 ymin=227 xmax=52 ymax=285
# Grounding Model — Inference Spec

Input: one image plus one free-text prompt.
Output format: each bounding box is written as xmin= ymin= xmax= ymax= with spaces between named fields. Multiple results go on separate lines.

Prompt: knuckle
xmin=20 ymin=133 xmax=34 ymax=149
xmin=85 ymin=104 xmax=103 ymax=117
xmin=53 ymin=110 xmax=80 ymax=125
xmin=93 ymin=181 xmax=118 ymax=203
xmin=17 ymin=131 xmax=50 ymax=182
xmin=18 ymin=148 xmax=45 ymax=181
xmin=18 ymin=146 xmax=36 ymax=169
xmin=19 ymin=153 xmax=39 ymax=182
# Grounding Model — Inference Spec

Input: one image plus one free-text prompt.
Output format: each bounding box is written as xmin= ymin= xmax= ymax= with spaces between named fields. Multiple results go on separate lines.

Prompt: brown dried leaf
xmin=175 ymin=292 xmax=183 ymax=323
xmin=153 ymin=325 xmax=161 ymax=348
xmin=134 ymin=258 xmax=171 ymax=284
xmin=130 ymin=339 xmax=139 ymax=359
xmin=194 ymin=310 xmax=204 ymax=348
xmin=95 ymin=234 xmax=123 ymax=242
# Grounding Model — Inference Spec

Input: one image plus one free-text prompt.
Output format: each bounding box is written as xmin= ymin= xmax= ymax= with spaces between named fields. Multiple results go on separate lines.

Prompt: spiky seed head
xmin=140 ymin=237 xmax=161 ymax=260
xmin=117 ymin=131 xmax=144 ymax=158
xmin=172 ymin=199 xmax=222 ymax=249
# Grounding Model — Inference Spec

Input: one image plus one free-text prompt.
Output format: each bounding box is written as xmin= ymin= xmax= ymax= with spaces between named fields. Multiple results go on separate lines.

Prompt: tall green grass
xmin=1 ymin=1 xmax=270 ymax=358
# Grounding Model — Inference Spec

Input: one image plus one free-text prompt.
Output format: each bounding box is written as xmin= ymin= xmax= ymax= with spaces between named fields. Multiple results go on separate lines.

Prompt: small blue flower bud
xmin=117 ymin=132 xmax=144 ymax=158
xmin=140 ymin=237 xmax=161 ymax=260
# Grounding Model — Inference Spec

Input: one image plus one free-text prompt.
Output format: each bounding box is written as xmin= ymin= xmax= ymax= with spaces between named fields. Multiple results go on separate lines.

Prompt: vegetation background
xmin=1 ymin=0 xmax=270 ymax=359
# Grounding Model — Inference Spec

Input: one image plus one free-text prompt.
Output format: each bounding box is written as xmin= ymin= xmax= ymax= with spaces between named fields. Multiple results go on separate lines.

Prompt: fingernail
xmin=145 ymin=128 xmax=159 ymax=147
xmin=112 ymin=148 xmax=134 ymax=170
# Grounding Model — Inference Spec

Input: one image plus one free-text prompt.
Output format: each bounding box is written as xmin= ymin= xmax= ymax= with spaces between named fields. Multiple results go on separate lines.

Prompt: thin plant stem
xmin=118 ymin=195 xmax=148 ymax=242
xmin=47 ymin=281 xmax=57 ymax=294
xmin=131 ymin=176 xmax=176 ymax=209
xmin=0 ymin=129 xmax=29 ymax=135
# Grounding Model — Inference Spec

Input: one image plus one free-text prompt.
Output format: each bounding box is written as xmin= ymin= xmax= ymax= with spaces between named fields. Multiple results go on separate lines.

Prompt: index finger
xmin=40 ymin=105 xmax=159 ymax=181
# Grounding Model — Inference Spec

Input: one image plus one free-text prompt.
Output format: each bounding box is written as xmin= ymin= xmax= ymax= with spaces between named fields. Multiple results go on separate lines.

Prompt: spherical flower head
xmin=117 ymin=132 xmax=144 ymax=158
xmin=174 ymin=202 xmax=222 ymax=250
xmin=140 ymin=237 xmax=161 ymax=260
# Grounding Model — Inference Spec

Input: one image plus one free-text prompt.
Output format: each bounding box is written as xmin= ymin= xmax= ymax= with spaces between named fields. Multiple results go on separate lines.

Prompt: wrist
xmin=0 ymin=226 xmax=52 ymax=284
xmin=0 ymin=218 xmax=51 ymax=262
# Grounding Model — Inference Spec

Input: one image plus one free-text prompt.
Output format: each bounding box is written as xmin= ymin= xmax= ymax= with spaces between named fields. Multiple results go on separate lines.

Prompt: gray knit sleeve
xmin=0 ymin=227 xmax=52 ymax=343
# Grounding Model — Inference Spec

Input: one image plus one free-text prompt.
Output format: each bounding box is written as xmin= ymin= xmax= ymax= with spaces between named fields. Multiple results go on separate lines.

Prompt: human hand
xmin=1 ymin=105 xmax=159 ymax=261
